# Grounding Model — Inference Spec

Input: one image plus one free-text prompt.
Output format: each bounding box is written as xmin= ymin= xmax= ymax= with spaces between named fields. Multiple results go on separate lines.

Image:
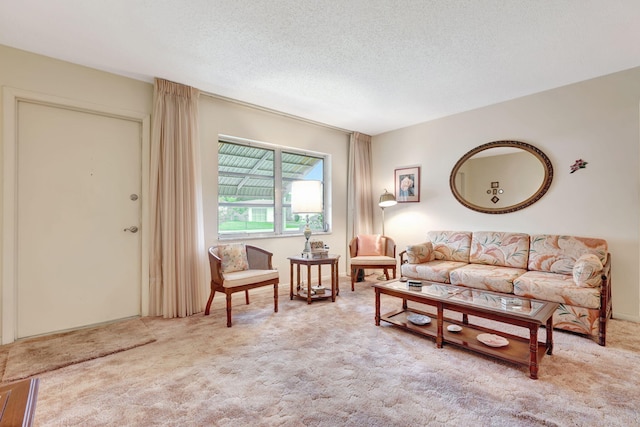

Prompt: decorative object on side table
xmin=309 ymin=240 xmax=328 ymax=258
xmin=291 ymin=180 xmax=323 ymax=254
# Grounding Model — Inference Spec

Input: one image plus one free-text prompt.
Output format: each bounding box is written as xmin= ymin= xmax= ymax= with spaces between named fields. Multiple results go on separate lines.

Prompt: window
xmin=218 ymin=137 xmax=329 ymax=238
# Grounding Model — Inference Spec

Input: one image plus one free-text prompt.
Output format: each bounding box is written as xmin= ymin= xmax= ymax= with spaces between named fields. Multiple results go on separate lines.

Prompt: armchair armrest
xmin=382 ymin=236 xmax=396 ymax=258
xmin=246 ymin=245 xmax=274 ymax=270
xmin=348 ymin=237 xmax=357 ymax=258
xmin=208 ymin=248 xmax=224 ymax=286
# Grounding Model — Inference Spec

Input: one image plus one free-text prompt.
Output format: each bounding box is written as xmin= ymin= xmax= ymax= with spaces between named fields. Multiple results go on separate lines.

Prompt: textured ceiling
xmin=1 ymin=1 xmax=639 ymax=135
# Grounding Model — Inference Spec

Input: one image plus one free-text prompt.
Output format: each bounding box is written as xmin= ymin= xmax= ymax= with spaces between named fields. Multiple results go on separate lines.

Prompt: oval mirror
xmin=449 ymin=140 xmax=553 ymax=214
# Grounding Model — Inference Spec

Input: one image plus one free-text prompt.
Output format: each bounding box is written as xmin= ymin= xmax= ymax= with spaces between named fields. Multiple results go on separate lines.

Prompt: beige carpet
xmin=13 ymin=276 xmax=640 ymax=426
xmin=0 ymin=318 xmax=156 ymax=382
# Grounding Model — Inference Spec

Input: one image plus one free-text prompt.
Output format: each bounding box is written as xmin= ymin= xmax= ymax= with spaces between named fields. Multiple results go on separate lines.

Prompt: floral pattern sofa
xmin=399 ymin=231 xmax=612 ymax=346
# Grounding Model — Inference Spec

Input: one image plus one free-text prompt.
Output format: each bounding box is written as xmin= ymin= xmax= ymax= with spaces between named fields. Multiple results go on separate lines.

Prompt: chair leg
xmin=274 ymin=284 xmax=279 ymax=313
xmin=226 ymin=292 xmax=233 ymax=327
xmin=204 ymin=286 xmax=216 ymax=315
xmin=245 ymin=290 xmax=250 ymax=305
xmin=384 ymin=268 xmax=390 ymax=280
xmin=351 ymin=267 xmax=356 ymax=291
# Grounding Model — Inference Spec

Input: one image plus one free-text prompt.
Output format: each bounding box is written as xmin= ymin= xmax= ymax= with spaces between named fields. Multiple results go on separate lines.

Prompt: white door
xmin=16 ymin=101 xmax=142 ymax=338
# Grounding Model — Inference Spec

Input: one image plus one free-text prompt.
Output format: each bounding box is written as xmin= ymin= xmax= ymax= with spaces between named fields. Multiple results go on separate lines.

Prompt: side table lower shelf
xmin=293 ymin=289 xmax=334 ymax=302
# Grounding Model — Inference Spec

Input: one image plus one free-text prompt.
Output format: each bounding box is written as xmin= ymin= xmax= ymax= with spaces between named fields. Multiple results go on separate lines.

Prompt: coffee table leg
xmin=529 ymin=326 xmax=539 ymax=380
xmin=546 ymin=316 xmax=554 ymax=355
xmin=436 ymin=303 xmax=444 ymax=348
xmin=375 ymin=288 xmax=381 ymax=326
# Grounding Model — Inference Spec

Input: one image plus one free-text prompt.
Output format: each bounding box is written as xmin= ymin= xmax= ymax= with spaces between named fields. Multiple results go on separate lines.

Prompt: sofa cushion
xmin=426 ymin=231 xmax=471 ymax=262
xmin=357 ymin=234 xmax=383 ymax=256
xmin=449 ymin=264 xmax=526 ymax=293
xmin=573 ymin=254 xmax=604 ymax=287
xmin=405 ymin=242 xmax=435 ymax=264
xmin=514 ymin=271 xmax=601 ymax=309
xmin=528 ymin=234 xmax=608 ymax=275
xmin=469 ymin=231 xmax=530 ymax=268
xmin=219 ymin=243 xmax=249 ymax=273
xmin=401 ymin=260 xmax=467 ymax=284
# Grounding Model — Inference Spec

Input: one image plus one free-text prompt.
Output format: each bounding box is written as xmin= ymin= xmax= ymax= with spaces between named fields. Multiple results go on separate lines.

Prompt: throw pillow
xmin=219 ymin=244 xmax=249 ymax=273
xmin=573 ymin=254 xmax=603 ymax=287
xmin=357 ymin=234 xmax=383 ymax=256
xmin=406 ymin=242 xmax=434 ymax=264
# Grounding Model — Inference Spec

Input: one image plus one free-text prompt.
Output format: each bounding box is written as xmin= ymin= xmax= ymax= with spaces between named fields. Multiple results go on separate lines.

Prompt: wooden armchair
xmin=205 ymin=244 xmax=279 ymax=327
xmin=348 ymin=235 xmax=397 ymax=291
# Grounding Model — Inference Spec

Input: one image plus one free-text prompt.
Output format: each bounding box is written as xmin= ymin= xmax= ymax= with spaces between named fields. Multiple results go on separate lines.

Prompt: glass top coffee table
xmin=373 ymin=280 xmax=558 ymax=379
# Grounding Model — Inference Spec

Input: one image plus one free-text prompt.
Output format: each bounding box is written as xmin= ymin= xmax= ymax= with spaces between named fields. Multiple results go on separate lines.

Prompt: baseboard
xmin=612 ymin=312 xmax=640 ymax=323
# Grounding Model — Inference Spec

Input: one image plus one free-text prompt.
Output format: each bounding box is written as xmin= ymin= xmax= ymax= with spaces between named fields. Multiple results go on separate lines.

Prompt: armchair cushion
xmin=219 ymin=243 xmax=249 ymax=273
xmin=573 ymin=254 xmax=604 ymax=287
xmin=357 ymin=234 xmax=383 ymax=256
xmin=405 ymin=242 xmax=434 ymax=264
xmin=350 ymin=255 xmax=397 ymax=266
xmin=222 ymin=269 xmax=280 ymax=288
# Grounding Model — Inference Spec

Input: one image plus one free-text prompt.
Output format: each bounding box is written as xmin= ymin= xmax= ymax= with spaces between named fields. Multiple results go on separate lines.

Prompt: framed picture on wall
xmin=394 ymin=166 xmax=420 ymax=203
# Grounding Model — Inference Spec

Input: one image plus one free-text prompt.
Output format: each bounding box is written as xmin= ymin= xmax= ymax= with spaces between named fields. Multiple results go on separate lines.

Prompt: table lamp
xmin=291 ymin=180 xmax=323 ymax=254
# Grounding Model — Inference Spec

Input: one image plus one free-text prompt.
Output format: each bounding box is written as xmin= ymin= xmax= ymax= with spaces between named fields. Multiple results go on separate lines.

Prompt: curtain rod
xmin=200 ymin=90 xmax=353 ymax=135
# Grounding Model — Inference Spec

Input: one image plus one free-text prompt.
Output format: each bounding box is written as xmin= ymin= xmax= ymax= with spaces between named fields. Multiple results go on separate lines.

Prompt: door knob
xmin=124 ymin=226 xmax=139 ymax=233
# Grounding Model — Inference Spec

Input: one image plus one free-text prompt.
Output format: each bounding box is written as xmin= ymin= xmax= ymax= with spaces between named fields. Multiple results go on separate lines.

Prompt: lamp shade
xmin=291 ymin=180 xmax=323 ymax=214
xmin=378 ymin=189 xmax=397 ymax=207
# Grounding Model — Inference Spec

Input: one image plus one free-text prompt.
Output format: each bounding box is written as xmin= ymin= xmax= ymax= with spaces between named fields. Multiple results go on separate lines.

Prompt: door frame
xmin=2 ymin=87 xmax=150 ymax=344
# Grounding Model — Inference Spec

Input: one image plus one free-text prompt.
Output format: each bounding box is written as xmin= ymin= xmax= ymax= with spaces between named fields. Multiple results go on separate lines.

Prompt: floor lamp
xmin=377 ymin=189 xmax=397 ymax=280
xmin=378 ymin=189 xmax=397 ymax=235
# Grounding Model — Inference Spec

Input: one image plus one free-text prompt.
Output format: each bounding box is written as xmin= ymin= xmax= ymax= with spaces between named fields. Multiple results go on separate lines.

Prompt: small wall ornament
xmin=570 ymin=159 xmax=588 ymax=174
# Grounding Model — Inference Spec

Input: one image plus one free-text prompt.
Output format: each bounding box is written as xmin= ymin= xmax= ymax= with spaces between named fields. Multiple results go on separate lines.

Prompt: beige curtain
xmin=348 ymin=132 xmax=374 ymax=237
xmin=149 ymin=78 xmax=206 ymax=318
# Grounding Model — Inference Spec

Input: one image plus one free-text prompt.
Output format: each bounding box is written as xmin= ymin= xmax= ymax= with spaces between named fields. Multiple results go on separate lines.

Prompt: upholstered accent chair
xmin=205 ymin=244 xmax=279 ymax=327
xmin=348 ymin=234 xmax=397 ymax=291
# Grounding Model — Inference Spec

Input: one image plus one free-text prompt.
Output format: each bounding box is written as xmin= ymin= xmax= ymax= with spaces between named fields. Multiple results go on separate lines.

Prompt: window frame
xmin=217 ymin=135 xmax=331 ymax=240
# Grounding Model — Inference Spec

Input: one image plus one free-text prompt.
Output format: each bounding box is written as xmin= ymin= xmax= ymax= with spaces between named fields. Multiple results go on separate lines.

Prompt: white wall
xmin=198 ymin=95 xmax=351 ymax=276
xmin=372 ymin=67 xmax=640 ymax=321
xmin=0 ymin=45 xmax=352 ymax=321
xmin=4 ymin=43 xmax=638 ymax=323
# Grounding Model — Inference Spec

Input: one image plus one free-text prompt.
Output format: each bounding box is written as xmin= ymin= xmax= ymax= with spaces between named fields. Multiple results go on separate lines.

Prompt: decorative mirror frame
xmin=449 ymin=140 xmax=553 ymax=214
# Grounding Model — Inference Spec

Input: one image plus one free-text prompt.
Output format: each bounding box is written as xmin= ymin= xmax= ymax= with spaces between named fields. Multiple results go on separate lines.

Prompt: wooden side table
xmin=288 ymin=254 xmax=340 ymax=304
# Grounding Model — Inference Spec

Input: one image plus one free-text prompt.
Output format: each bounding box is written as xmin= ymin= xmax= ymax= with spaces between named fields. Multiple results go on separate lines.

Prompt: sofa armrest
xmin=598 ymin=253 xmax=613 ymax=346
xmin=601 ymin=254 xmax=611 ymax=281
xmin=246 ymin=245 xmax=274 ymax=270
xmin=399 ymin=250 xmax=408 ymax=265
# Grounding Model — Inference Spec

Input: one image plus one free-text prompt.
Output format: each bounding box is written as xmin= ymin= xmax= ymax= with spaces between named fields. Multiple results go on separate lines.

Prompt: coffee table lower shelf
xmin=380 ymin=308 xmax=549 ymax=371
